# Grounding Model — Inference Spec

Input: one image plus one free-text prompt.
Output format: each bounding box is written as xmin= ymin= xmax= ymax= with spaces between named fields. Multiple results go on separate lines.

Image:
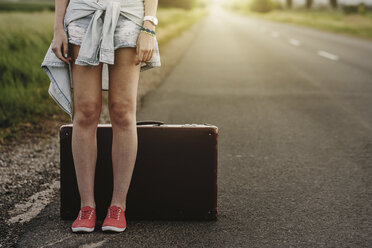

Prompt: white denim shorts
xmin=67 ymin=12 xmax=141 ymax=50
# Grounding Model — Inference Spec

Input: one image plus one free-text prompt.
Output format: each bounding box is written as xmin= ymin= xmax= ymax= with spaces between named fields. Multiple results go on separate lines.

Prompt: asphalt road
xmin=14 ymin=5 xmax=372 ymax=247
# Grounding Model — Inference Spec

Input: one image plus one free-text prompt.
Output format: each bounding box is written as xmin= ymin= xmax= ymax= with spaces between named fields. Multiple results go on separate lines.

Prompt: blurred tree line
xmin=232 ymin=0 xmax=370 ymax=14
xmin=0 ymin=0 xmax=207 ymax=12
xmin=286 ymin=0 xmax=369 ymax=14
xmin=158 ymin=0 xmax=207 ymax=10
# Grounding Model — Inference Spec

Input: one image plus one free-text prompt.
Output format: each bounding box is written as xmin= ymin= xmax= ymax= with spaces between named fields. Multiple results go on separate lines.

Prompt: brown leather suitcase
xmin=59 ymin=120 xmax=218 ymax=221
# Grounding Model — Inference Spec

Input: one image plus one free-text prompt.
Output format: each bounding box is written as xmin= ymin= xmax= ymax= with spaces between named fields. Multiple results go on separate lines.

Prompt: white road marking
xmin=7 ymin=180 xmax=60 ymax=224
xmin=317 ymin=50 xmax=339 ymax=61
xmin=40 ymin=236 xmax=73 ymax=248
xmin=79 ymin=240 xmax=107 ymax=248
xmin=271 ymin=31 xmax=279 ymax=38
xmin=289 ymin=39 xmax=301 ymax=46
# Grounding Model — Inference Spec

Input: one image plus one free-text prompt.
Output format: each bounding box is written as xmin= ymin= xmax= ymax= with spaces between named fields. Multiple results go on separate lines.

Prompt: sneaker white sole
xmin=102 ymin=226 xmax=126 ymax=232
xmin=71 ymin=226 xmax=95 ymax=232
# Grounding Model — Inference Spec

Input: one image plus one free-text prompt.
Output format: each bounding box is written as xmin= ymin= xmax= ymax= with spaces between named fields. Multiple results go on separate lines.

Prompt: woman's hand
xmin=52 ymin=27 xmax=71 ymax=64
xmin=135 ymin=22 xmax=155 ymax=66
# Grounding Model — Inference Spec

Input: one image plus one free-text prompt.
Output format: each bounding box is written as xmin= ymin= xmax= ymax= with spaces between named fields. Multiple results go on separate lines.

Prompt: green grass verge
xmin=0 ymin=1 xmax=54 ymax=12
xmin=0 ymin=7 xmax=208 ymax=145
xmin=230 ymin=8 xmax=372 ymax=39
xmin=156 ymin=7 xmax=207 ymax=47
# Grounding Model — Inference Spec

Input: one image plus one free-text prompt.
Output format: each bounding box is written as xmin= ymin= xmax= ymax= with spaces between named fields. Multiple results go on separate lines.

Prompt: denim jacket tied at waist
xmin=41 ymin=0 xmax=160 ymax=121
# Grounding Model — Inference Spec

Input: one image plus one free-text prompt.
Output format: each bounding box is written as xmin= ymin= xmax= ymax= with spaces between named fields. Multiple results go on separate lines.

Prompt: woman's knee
xmin=108 ymin=100 xmax=136 ymax=128
xmin=74 ymin=101 xmax=101 ymax=126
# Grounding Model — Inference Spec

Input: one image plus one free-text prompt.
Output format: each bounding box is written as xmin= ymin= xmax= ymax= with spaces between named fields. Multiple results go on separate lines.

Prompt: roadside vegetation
xmin=156 ymin=7 xmax=207 ymax=48
xmin=0 ymin=0 xmax=208 ymax=145
xmin=0 ymin=0 xmax=54 ymax=12
xmin=226 ymin=0 xmax=372 ymax=39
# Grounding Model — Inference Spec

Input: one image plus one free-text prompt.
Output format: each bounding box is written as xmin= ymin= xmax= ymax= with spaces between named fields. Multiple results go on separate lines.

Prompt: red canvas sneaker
xmin=101 ymin=205 xmax=127 ymax=232
xmin=71 ymin=206 xmax=96 ymax=232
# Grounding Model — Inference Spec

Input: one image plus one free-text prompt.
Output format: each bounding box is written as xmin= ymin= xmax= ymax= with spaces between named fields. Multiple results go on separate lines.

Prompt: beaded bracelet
xmin=140 ymin=27 xmax=156 ymax=37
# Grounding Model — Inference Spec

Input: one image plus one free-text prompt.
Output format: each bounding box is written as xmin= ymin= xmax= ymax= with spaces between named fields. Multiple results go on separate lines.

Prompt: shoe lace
xmin=109 ymin=206 xmax=122 ymax=220
xmin=80 ymin=209 xmax=93 ymax=220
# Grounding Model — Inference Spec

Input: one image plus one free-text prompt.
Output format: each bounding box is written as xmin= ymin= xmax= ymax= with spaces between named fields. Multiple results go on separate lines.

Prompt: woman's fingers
xmin=142 ymin=47 xmax=149 ymax=62
xmin=62 ymin=39 xmax=71 ymax=62
xmin=52 ymin=42 xmax=69 ymax=64
xmin=146 ymin=48 xmax=154 ymax=61
xmin=140 ymin=46 xmax=154 ymax=62
xmin=52 ymin=29 xmax=71 ymax=64
xmin=134 ymin=54 xmax=141 ymax=66
xmin=135 ymin=33 xmax=155 ymax=65
xmin=141 ymin=49 xmax=148 ymax=62
xmin=137 ymin=48 xmax=144 ymax=63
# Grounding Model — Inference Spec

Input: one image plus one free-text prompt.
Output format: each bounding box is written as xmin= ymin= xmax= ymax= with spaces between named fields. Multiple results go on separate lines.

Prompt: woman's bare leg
xmin=107 ymin=47 xmax=141 ymax=211
xmin=70 ymin=43 xmax=103 ymax=209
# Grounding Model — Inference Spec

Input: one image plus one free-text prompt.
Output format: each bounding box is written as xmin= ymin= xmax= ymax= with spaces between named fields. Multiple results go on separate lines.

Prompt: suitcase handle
xmin=136 ymin=120 xmax=164 ymax=126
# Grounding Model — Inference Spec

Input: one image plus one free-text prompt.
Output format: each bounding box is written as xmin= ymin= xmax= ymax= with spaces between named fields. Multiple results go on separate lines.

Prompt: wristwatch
xmin=143 ymin=16 xmax=158 ymax=26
